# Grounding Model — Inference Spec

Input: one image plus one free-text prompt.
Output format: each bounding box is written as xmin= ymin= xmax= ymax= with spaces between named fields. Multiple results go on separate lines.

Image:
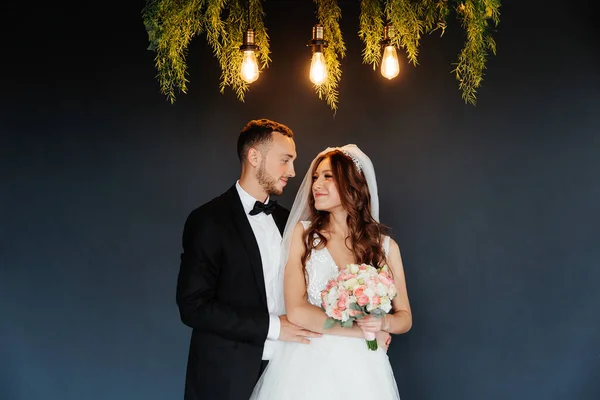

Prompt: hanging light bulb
xmin=310 ymin=52 xmax=327 ymax=85
xmin=308 ymin=24 xmax=328 ymax=85
xmin=240 ymin=28 xmax=259 ymax=84
xmin=381 ymin=46 xmax=400 ymax=80
xmin=380 ymin=25 xmax=400 ymax=80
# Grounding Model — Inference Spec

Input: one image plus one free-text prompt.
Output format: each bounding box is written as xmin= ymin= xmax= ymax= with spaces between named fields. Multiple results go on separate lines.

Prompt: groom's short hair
xmin=237 ymin=119 xmax=294 ymax=162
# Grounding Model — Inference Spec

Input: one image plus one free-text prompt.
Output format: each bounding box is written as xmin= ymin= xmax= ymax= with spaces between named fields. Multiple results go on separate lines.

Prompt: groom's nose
xmin=286 ymin=162 xmax=295 ymax=177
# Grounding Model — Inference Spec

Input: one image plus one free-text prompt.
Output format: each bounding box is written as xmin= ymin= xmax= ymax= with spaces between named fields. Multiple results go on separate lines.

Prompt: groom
xmin=176 ymin=119 xmax=320 ymax=400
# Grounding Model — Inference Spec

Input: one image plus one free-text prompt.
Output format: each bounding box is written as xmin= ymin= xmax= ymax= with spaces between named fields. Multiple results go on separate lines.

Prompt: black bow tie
xmin=249 ymin=200 xmax=277 ymax=216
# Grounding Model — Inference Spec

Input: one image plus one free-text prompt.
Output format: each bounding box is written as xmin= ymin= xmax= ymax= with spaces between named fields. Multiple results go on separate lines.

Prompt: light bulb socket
xmin=240 ymin=28 xmax=258 ymax=51
xmin=380 ymin=24 xmax=394 ymax=47
xmin=313 ymin=24 xmax=324 ymax=40
xmin=308 ymin=23 xmax=327 ymax=53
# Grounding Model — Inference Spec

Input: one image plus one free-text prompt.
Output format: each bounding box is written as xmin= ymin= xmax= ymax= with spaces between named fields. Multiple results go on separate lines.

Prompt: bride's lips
xmin=314 ymin=192 xmax=326 ymax=198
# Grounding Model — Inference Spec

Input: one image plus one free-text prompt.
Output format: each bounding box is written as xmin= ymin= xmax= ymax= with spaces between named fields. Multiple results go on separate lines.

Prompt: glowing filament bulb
xmin=381 ymin=45 xmax=400 ymax=80
xmin=310 ymin=51 xmax=327 ymax=85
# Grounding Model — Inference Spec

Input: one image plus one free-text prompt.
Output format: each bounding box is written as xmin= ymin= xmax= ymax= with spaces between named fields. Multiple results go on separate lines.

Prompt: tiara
xmin=341 ymin=149 xmax=362 ymax=172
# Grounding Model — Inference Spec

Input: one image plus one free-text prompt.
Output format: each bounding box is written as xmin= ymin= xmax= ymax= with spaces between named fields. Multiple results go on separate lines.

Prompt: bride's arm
xmin=384 ymin=239 xmax=413 ymax=334
xmin=284 ymin=222 xmax=364 ymax=338
xmin=357 ymin=238 xmax=412 ymax=335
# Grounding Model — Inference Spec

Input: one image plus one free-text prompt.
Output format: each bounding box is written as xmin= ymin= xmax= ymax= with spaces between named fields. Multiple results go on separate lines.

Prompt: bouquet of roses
xmin=321 ymin=263 xmax=397 ymax=350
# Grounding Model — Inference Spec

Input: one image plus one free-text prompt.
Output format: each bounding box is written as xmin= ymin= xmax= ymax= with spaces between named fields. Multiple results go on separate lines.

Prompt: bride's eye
xmin=312 ymin=175 xmax=318 ymax=181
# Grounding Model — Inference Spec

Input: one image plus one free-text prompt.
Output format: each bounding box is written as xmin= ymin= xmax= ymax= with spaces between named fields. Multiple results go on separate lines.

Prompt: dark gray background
xmin=1 ymin=0 xmax=598 ymax=399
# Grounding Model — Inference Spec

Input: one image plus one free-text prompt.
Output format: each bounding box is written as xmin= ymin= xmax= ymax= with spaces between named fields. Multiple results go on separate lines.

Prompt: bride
xmin=251 ymin=144 xmax=412 ymax=399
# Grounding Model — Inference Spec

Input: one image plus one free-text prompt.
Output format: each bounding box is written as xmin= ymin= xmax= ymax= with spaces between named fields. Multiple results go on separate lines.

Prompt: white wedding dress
xmin=250 ymin=221 xmax=400 ymax=400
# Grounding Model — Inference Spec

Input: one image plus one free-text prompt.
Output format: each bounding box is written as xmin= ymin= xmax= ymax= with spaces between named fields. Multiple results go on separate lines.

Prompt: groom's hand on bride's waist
xmin=376 ymin=331 xmax=392 ymax=352
xmin=277 ymin=315 xmax=322 ymax=344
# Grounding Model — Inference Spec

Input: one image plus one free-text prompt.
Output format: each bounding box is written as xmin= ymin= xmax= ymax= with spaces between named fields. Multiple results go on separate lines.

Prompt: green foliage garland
xmin=143 ymin=0 xmax=500 ymax=108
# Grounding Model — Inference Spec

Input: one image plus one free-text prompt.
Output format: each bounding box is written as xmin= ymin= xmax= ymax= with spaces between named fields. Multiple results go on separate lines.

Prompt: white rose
xmin=349 ymin=264 xmax=360 ymax=274
xmin=328 ymin=287 xmax=338 ymax=301
xmin=388 ymin=284 xmax=397 ymax=298
xmin=344 ymin=278 xmax=359 ymax=290
xmin=376 ymin=283 xmax=388 ymax=297
xmin=358 ymin=272 xmax=370 ymax=282
xmin=341 ymin=310 xmax=350 ymax=322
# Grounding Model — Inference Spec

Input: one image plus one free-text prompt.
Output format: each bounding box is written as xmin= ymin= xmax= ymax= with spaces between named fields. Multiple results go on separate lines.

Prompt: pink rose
xmin=353 ymin=286 xmax=365 ymax=297
xmin=349 ymin=309 xmax=362 ymax=317
xmin=372 ymin=295 xmax=381 ymax=306
xmin=357 ymin=295 xmax=370 ymax=307
xmin=337 ymin=299 xmax=347 ymax=310
xmin=332 ymin=308 xmax=343 ymax=320
xmin=378 ymin=272 xmax=393 ymax=285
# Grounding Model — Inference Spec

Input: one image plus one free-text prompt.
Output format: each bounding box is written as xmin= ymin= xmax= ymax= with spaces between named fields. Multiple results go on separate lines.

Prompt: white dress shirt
xmin=235 ymin=181 xmax=282 ymax=360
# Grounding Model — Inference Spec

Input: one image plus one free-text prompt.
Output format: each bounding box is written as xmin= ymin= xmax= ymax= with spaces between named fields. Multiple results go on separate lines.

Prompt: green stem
xmin=366 ymin=339 xmax=378 ymax=351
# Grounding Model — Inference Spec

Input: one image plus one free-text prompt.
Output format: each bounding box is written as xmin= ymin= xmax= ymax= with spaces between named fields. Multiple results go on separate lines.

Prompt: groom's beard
xmin=257 ymin=160 xmax=282 ymax=196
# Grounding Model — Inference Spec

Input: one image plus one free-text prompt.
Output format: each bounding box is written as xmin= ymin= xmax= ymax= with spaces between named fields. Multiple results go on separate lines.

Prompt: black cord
xmin=247 ymin=0 xmax=251 ymax=29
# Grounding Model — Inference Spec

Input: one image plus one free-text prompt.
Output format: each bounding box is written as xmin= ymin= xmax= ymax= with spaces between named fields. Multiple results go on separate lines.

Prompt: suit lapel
xmin=272 ymin=206 xmax=287 ymax=236
xmin=225 ymin=186 xmax=267 ymax=306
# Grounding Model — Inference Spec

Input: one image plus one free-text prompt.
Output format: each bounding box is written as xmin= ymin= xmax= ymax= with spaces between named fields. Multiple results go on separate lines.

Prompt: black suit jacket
xmin=176 ymin=185 xmax=289 ymax=400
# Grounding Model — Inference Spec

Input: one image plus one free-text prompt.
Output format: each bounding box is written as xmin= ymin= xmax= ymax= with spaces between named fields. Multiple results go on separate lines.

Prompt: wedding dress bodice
xmin=301 ymin=221 xmax=390 ymax=307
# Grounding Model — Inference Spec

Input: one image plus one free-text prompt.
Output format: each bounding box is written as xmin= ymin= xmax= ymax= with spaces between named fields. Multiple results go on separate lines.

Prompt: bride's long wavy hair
xmin=301 ymin=150 xmax=388 ymax=270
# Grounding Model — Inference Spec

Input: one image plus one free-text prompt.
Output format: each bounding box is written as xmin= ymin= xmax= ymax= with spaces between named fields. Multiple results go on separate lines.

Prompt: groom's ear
xmin=247 ymin=147 xmax=261 ymax=168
